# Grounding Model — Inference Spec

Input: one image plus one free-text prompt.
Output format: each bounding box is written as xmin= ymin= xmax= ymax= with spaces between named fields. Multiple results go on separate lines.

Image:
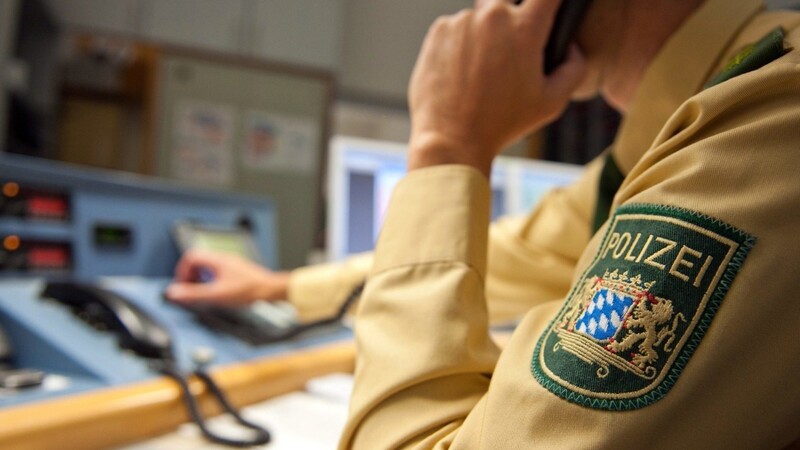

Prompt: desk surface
xmin=0 ymin=340 xmax=355 ymax=450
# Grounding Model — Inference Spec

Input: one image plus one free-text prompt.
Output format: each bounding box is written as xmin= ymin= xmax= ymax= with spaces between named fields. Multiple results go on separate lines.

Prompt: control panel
xmin=0 ymin=155 xmax=356 ymax=410
xmin=0 ymin=181 xmax=72 ymax=274
xmin=0 ymin=154 xmax=277 ymax=278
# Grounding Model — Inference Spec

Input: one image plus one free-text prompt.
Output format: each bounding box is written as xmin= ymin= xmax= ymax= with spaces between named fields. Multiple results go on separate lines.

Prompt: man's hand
xmin=408 ymin=0 xmax=586 ymax=177
xmin=164 ymin=250 xmax=290 ymax=306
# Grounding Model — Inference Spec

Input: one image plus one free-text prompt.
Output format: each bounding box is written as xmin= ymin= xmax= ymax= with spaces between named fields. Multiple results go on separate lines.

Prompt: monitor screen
xmin=328 ymin=139 xmax=407 ymax=260
xmin=504 ymin=158 xmax=585 ymax=216
xmin=326 ymin=136 xmax=584 ymax=261
xmin=172 ymin=222 xmax=263 ymax=263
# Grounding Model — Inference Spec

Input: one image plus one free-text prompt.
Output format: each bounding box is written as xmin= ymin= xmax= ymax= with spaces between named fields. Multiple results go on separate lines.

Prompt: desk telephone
xmin=170 ymin=221 xmax=293 ymax=345
xmin=170 ymin=221 xmax=363 ymax=345
xmin=41 ymin=281 xmax=272 ymax=447
xmin=41 ymin=282 xmax=174 ymax=360
xmin=39 ymin=276 xmax=363 ymax=447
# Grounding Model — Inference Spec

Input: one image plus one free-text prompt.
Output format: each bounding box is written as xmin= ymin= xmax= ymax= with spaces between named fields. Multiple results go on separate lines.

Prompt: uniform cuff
xmin=289 ymin=253 xmax=373 ymax=321
xmin=372 ymin=165 xmax=491 ymax=277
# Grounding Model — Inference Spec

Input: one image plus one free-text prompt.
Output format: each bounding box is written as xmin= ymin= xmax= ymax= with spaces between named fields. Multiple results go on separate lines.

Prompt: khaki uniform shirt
xmin=339 ymin=0 xmax=800 ymax=448
xmin=291 ymin=161 xmax=597 ymax=325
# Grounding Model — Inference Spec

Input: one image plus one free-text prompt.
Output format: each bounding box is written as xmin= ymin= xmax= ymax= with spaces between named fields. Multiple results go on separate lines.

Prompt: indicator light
xmin=3 ymin=235 xmax=21 ymax=252
xmin=2 ymin=182 xmax=19 ymax=198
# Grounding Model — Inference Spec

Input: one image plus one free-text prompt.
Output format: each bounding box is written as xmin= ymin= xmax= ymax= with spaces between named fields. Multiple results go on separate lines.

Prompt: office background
xmin=1 ymin=2 xmax=799 ymax=448
xmin=1 ymin=0 xmax=797 ymax=269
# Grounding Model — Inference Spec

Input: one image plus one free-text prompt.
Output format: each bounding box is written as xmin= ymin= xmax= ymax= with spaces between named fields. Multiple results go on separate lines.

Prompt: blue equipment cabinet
xmin=0 ymin=155 xmax=349 ymax=409
xmin=0 ymin=154 xmax=277 ymax=277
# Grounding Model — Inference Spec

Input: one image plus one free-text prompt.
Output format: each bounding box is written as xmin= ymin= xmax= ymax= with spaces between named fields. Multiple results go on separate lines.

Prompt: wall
xmin=339 ymin=0 xmax=470 ymax=103
xmin=43 ymin=0 xmax=345 ymax=70
xmin=38 ymin=0 xmax=475 ymax=149
xmin=40 ymin=0 xmax=473 ymax=101
xmin=25 ymin=0 xmax=800 ymax=148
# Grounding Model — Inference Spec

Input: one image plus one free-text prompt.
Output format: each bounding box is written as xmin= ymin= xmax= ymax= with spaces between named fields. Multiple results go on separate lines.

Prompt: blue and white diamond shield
xmin=574 ymin=289 xmax=634 ymax=341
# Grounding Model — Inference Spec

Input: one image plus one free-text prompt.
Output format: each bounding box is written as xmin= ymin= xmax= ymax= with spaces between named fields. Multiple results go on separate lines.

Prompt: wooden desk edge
xmin=0 ymin=340 xmax=356 ymax=450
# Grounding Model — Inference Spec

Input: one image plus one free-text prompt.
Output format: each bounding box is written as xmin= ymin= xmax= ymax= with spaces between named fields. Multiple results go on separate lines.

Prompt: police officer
xmin=334 ymin=0 xmax=800 ymax=448
xmin=167 ymin=0 xmax=800 ymax=446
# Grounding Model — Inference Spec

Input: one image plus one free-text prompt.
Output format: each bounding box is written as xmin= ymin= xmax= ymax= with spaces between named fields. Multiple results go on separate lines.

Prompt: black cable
xmin=149 ymin=281 xmax=366 ymax=447
xmin=268 ymin=281 xmax=366 ymax=341
xmin=194 ymin=367 xmax=272 ymax=439
xmin=168 ymin=281 xmax=366 ymax=345
xmin=158 ymin=362 xmax=271 ymax=448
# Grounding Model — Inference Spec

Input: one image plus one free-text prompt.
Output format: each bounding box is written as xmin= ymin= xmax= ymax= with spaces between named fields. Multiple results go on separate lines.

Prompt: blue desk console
xmin=0 ymin=154 xmax=277 ymax=277
xmin=0 ymin=155 xmax=349 ymax=409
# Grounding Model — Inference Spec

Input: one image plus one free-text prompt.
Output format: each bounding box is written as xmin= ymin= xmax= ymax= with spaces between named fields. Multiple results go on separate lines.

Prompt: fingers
xmin=164 ymin=281 xmax=227 ymax=303
xmin=173 ymin=249 xmax=219 ymax=281
xmin=470 ymin=0 xmax=563 ymax=53
xmin=475 ymin=0 xmax=520 ymax=8
xmin=516 ymin=0 xmax=564 ymax=43
xmin=172 ymin=255 xmax=194 ymax=282
xmin=410 ymin=0 xmax=579 ymax=168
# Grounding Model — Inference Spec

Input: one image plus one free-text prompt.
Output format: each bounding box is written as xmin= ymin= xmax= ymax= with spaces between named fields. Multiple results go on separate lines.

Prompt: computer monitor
xmin=327 ymin=137 xmax=405 ymax=261
xmin=172 ymin=221 xmax=264 ymax=264
xmin=326 ymin=136 xmax=584 ymax=261
xmin=504 ymin=158 xmax=585 ymax=216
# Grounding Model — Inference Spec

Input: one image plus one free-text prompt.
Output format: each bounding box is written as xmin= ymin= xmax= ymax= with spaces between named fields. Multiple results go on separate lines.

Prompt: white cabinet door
xmin=139 ymin=0 xmax=245 ymax=54
xmin=249 ymin=0 xmax=343 ymax=69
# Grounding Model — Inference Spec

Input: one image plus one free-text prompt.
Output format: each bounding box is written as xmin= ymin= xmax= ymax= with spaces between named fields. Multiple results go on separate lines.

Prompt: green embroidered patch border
xmin=531 ymin=204 xmax=756 ymax=411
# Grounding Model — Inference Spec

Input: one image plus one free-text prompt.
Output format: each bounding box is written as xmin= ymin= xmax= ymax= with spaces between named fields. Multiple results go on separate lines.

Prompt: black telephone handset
xmin=515 ymin=0 xmax=594 ymax=74
xmin=41 ymin=280 xmax=271 ymax=447
xmin=42 ymin=281 xmax=173 ymax=360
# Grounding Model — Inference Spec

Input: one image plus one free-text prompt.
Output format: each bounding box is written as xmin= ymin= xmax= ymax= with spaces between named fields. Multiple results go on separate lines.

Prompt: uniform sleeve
xmin=289 ymin=253 xmax=373 ymax=322
xmin=338 ymin=165 xmax=499 ymax=450
xmin=485 ymin=156 xmax=602 ymax=323
xmin=290 ymin=158 xmax=603 ymax=324
xmin=339 ymin=38 xmax=800 ymax=450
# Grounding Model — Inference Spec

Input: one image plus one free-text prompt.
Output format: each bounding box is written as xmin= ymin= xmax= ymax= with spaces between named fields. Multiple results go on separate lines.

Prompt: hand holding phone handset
xmin=407 ymin=0 xmax=589 ymax=176
xmin=41 ymin=281 xmax=271 ymax=448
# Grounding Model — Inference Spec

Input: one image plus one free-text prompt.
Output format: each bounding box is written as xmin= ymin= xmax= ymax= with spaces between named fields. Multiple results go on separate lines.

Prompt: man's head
xmin=573 ymin=0 xmax=706 ymax=111
xmin=473 ymin=0 xmax=706 ymax=112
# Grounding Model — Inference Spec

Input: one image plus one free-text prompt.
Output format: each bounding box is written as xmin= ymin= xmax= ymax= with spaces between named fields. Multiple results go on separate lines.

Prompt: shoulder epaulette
xmin=704 ymin=27 xmax=790 ymax=89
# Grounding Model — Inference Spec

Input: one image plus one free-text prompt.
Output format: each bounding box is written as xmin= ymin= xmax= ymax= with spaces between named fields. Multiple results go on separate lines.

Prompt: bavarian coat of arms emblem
xmin=532 ymin=204 xmax=755 ymax=410
xmin=555 ymin=270 xmax=685 ymax=381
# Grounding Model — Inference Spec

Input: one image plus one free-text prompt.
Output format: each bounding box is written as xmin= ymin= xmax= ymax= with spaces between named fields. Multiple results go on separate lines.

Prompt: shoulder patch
xmin=531 ymin=204 xmax=756 ymax=411
xmin=704 ymin=27 xmax=789 ymax=89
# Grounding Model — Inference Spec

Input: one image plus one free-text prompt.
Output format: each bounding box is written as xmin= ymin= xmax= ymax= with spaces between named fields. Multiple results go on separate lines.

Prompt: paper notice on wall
xmin=171 ymin=101 xmax=235 ymax=186
xmin=241 ymin=111 xmax=319 ymax=174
